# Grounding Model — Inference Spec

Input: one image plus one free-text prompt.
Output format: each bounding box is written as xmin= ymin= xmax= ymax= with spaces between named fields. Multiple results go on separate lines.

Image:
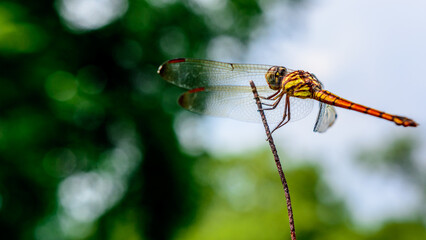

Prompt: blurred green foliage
xmin=0 ymin=0 xmax=424 ymax=240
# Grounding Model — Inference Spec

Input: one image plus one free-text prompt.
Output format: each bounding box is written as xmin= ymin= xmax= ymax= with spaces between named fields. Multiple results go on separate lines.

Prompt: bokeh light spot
xmin=207 ymin=35 xmax=243 ymax=61
xmin=55 ymin=120 xmax=143 ymax=237
xmin=45 ymin=71 xmax=78 ymax=101
xmin=0 ymin=3 xmax=47 ymax=54
xmin=0 ymin=23 xmax=47 ymax=54
xmin=174 ymin=111 xmax=205 ymax=155
xmin=159 ymin=27 xmax=188 ymax=57
xmin=56 ymin=0 xmax=128 ymax=31
xmin=59 ymin=172 xmax=121 ymax=222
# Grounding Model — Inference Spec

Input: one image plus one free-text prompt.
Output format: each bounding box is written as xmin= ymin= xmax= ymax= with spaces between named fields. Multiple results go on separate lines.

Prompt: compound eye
xmin=265 ymin=67 xmax=280 ymax=90
xmin=279 ymin=67 xmax=287 ymax=76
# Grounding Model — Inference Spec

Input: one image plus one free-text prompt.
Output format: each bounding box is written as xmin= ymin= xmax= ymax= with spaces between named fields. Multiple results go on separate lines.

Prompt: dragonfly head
xmin=265 ymin=66 xmax=287 ymax=90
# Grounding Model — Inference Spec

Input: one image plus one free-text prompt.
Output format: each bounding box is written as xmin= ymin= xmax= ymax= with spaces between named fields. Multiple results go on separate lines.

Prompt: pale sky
xmin=176 ymin=0 xmax=426 ymax=227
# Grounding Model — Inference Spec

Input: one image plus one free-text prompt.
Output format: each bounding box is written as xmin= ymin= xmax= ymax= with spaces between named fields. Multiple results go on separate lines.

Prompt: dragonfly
xmin=157 ymin=58 xmax=418 ymax=133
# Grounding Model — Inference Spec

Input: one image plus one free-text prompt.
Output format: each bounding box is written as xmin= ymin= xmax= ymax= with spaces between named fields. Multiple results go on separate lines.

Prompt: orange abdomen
xmin=314 ymin=90 xmax=418 ymax=127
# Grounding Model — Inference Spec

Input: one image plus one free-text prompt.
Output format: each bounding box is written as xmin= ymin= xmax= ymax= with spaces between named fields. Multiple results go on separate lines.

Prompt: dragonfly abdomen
xmin=314 ymin=90 xmax=418 ymax=127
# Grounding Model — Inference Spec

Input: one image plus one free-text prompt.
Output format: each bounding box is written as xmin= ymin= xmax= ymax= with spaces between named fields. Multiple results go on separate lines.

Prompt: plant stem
xmin=249 ymin=80 xmax=296 ymax=240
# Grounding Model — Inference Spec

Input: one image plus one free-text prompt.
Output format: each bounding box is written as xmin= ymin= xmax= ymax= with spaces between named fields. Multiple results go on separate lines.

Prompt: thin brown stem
xmin=249 ymin=81 xmax=296 ymax=240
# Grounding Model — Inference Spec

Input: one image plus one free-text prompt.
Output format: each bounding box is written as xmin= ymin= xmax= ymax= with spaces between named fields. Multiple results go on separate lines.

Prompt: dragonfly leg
xmin=260 ymin=90 xmax=281 ymax=100
xmin=271 ymin=94 xmax=291 ymax=133
xmin=261 ymin=92 xmax=285 ymax=111
xmin=261 ymin=102 xmax=275 ymax=107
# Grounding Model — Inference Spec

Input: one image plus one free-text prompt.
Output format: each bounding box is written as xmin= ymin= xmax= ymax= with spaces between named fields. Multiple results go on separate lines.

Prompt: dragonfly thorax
xmin=282 ymin=70 xmax=322 ymax=99
xmin=265 ymin=66 xmax=287 ymax=90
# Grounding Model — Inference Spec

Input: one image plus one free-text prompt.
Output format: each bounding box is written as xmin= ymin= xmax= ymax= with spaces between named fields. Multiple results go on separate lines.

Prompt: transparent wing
xmin=179 ymin=85 xmax=314 ymax=124
xmin=313 ymin=102 xmax=337 ymax=133
xmin=158 ymin=58 xmax=294 ymax=89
